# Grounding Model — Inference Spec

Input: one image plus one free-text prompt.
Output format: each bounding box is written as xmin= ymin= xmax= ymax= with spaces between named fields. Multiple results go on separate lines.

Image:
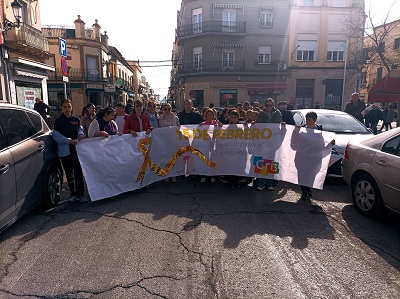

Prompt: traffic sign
xmin=189 ymin=90 xmax=196 ymax=98
xmin=61 ymin=57 xmax=68 ymax=75
xmin=59 ymin=38 xmax=67 ymax=57
xmin=62 ymin=76 xmax=69 ymax=83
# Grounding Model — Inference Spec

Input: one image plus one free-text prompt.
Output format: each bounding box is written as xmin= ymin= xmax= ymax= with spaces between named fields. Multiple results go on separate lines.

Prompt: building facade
xmin=171 ymin=0 xmax=365 ymax=111
xmin=42 ymin=16 xmax=135 ymax=115
xmin=0 ymin=0 xmax=54 ymax=107
xmin=172 ymin=0 xmax=291 ymax=110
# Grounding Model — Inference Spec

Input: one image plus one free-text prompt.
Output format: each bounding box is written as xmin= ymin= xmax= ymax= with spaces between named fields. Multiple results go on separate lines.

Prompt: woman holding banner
xmin=124 ymin=100 xmax=152 ymax=137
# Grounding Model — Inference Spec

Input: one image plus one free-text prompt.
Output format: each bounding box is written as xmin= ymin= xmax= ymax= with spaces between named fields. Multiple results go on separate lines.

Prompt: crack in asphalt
xmin=0 ymin=275 xmax=183 ymax=298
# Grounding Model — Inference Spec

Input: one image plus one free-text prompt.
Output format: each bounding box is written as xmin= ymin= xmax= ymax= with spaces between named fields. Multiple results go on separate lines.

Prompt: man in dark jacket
xmin=177 ymin=99 xmax=203 ymax=125
xmin=344 ymin=92 xmax=366 ymax=124
xmin=34 ymin=97 xmax=50 ymax=119
xmin=278 ymin=101 xmax=295 ymax=125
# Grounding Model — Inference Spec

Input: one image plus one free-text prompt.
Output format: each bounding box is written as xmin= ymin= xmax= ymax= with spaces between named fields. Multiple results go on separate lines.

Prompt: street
xmin=0 ymin=177 xmax=399 ymax=299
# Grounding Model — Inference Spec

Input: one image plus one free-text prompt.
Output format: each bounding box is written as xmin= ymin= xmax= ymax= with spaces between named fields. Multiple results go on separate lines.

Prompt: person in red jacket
xmin=124 ymin=100 xmax=152 ymax=136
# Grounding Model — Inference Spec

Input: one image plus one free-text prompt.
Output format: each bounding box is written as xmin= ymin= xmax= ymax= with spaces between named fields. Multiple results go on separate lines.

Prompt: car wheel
xmin=42 ymin=165 xmax=63 ymax=208
xmin=351 ymin=174 xmax=384 ymax=217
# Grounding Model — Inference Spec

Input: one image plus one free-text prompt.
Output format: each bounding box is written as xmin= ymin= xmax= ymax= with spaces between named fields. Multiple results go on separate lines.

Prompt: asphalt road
xmin=0 ymin=177 xmax=399 ymax=299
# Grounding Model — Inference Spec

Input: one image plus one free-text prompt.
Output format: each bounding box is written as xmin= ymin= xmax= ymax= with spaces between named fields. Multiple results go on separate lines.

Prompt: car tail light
xmin=344 ymin=142 xmax=350 ymax=160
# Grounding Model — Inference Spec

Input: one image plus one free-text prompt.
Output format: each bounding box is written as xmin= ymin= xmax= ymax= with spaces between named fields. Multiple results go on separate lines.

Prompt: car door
xmin=0 ymin=109 xmax=45 ymax=216
xmin=0 ymin=122 xmax=17 ymax=231
xmin=373 ymin=135 xmax=400 ymax=212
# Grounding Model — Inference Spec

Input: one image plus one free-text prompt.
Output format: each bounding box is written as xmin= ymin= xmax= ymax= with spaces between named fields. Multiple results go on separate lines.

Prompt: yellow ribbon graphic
xmin=137 ymin=137 xmax=216 ymax=182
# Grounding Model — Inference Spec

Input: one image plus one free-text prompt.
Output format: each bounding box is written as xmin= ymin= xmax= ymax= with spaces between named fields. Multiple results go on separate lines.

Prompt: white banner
xmin=77 ymin=124 xmax=334 ymax=201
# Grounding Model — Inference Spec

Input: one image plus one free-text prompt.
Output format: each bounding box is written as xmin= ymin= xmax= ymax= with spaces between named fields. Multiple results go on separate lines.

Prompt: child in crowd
xmin=52 ymin=99 xmax=87 ymax=203
xmin=88 ymin=107 xmax=118 ymax=138
xmin=223 ymin=110 xmax=247 ymax=188
xmin=199 ymin=108 xmax=221 ymax=183
xmin=114 ymin=102 xmax=128 ymax=134
xmin=80 ymin=103 xmax=96 ymax=138
xmin=298 ymin=111 xmax=334 ymax=200
xmin=245 ymin=109 xmax=254 ymax=123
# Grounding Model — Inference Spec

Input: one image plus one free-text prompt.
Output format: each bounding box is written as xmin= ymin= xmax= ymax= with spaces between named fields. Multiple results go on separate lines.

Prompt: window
xmin=192 ymin=8 xmax=203 ymax=34
xmin=377 ymin=67 xmax=383 ymax=81
xmin=258 ymin=46 xmax=271 ymax=64
xmin=222 ymin=52 xmax=235 ymax=69
xmin=222 ymin=10 xmax=236 ymax=32
xmin=327 ymin=41 xmax=346 ymax=61
xmin=259 ymin=11 xmax=273 ymax=27
xmin=193 ymin=47 xmax=202 ymax=69
xmin=297 ymin=41 xmax=317 ymax=61
xmin=303 ymin=0 xmax=314 ymax=6
xmin=332 ymin=0 xmax=346 ymax=7
xmin=382 ymin=136 xmax=400 ymax=156
xmin=26 ymin=111 xmax=43 ymax=134
xmin=394 ymin=38 xmax=400 ymax=50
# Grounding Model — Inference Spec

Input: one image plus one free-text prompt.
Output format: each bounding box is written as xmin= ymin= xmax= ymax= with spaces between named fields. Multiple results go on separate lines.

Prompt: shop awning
xmin=368 ymin=76 xmax=400 ymax=103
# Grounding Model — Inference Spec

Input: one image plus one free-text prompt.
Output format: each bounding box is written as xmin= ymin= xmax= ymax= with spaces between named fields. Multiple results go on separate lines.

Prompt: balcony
xmin=178 ymin=61 xmax=245 ymax=74
xmin=177 ymin=21 xmax=246 ymax=39
xmin=48 ymin=68 xmax=106 ymax=82
xmin=6 ymin=23 xmax=51 ymax=59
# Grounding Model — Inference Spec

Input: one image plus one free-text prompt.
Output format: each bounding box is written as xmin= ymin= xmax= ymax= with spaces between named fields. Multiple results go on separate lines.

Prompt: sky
xmin=38 ymin=0 xmax=399 ymax=99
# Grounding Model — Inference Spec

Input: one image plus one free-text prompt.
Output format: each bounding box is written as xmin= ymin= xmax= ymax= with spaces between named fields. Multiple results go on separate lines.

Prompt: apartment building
xmin=0 ymin=0 xmax=54 ymax=106
xmin=171 ymin=0 xmax=365 ymax=110
xmin=42 ymin=16 xmax=135 ymax=114
xmin=172 ymin=0 xmax=291 ymax=109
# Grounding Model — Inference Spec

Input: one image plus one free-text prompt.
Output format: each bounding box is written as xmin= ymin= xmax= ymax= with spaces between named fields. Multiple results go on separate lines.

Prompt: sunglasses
xmin=265 ymin=105 xmax=273 ymax=107
xmin=164 ymin=108 xmax=171 ymax=111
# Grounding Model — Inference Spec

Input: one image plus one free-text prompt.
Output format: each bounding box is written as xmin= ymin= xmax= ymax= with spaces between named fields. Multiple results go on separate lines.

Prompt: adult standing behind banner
xmin=159 ymin=103 xmax=180 ymax=183
xmin=144 ymin=100 xmax=159 ymax=129
xmin=278 ymin=101 xmax=295 ymax=125
xmin=34 ymin=97 xmax=50 ymax=119
xmin=255 ymin=98 xmax=284 ymax=191
xmin=124 ymin=100 xmax=152 ymax=137
xmin=177 ymin=99 xmax=203 ymax=125
xmin=88 ymin=107 xmax=118 ymax=138
xmin=80 ymin=103 xmax=96 ymax=138
xmin=344 ymin=92 xmax=366 ymax=124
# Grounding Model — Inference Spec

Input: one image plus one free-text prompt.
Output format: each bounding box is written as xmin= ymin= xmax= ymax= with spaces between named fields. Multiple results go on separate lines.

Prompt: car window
xmin=0 ymin=109 xmax=34 ymax=146
xmin=26 ymin=111 xmax=43 ymax=134
xmin=0 ymin=123 xmax=7 ymax=151
xmin=381 ymin=135 xmax=400 ymax=156
xmin=317 ymin=114 xmax=370 ymax=134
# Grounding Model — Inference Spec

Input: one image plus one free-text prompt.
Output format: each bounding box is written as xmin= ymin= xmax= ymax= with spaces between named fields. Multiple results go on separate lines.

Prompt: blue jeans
xmin=256 ymin=178 xmax=273 ymax=188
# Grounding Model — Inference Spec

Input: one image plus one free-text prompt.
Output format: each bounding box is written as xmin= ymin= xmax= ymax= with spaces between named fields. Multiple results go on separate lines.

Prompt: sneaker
xmin=272 ymin=180 xmax=279 ymax=186
xmin=68 ymin=195 xmax=76 ymax=202
xmin=211 ymin=178 xmax=216 ymax=183
xmin=239 ymin=178 xmax=248 ymax=183
xmin=300 ymin=192 xmax=310 ymax=200
xmin=76 ymin=196 xmax=87 ymax=203
xmin=219 ymin=177 xmax=229 ymax=184
xmin=200 ymin=177 xmax=206 ymax=183
xmin=267 ymin=186 xmax=274 ymax=191
xmin=171 ymin=177 xmax=177 ymax=183
xmin=256 ymin=186 xmax=265 ymax=191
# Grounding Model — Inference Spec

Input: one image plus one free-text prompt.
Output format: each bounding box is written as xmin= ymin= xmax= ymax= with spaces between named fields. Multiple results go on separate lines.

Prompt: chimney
xmin=74 ymin=15 xmax=85 ymax=39
xmin=92 ymin=19 xmax=101 ymax=41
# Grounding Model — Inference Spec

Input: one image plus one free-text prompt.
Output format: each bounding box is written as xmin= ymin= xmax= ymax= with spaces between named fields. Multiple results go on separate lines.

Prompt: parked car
xmin=291 ymin=109 xmax=373 ymax=176
xmin=341 ymin=128 xmax=400 ymax=217
xmin=0 ymin=103 xmax=63 ymax=233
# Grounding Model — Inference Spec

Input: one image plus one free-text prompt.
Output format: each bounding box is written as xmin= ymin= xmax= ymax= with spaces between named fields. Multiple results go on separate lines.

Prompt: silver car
xmin=291 ymin=109 xmax=373 ymax=176
xmin=341 ymin=128 xmax=400 ymax=217
xmin=0 ymin=103 xmax=63 ymax=233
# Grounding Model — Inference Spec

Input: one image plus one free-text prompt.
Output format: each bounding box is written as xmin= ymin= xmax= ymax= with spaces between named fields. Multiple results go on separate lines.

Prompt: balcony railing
xmin=177 ymin=20 xmax=246 ymax=38
xmin=11 ymin=23 xmax=48 ymax=51
xmin=49 ymin=68 xmax=106 ymax=82
xmin=178 ymin=61 xmax=245 ymax=74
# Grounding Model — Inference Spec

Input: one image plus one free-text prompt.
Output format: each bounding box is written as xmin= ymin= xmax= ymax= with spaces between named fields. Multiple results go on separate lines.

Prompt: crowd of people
xmin=49 ymin=93 xmax=394 ymax=203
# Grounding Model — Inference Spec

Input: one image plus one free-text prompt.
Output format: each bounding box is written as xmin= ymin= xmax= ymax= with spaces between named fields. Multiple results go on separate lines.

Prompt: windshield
xmin=316 ymin=113 xmax=371 ymax=134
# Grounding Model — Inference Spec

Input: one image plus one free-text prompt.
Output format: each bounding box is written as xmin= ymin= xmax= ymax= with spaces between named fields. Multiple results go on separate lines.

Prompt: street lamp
xmin=3 ymin=0 xmax=23 ymax=31
xmin=102 ymin=50 xmax=112 ymax=82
